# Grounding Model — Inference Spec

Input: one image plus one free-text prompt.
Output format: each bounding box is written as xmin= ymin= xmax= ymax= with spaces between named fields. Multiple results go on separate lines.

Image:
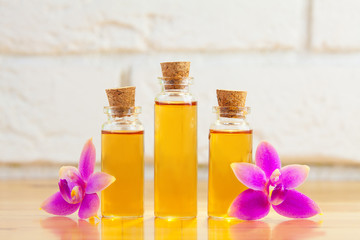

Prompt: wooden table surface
xmin=1 ymin=180 xmax=360 ymax=239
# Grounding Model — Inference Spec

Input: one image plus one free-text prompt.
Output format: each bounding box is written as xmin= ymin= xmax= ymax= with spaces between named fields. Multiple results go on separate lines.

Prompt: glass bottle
xmin=208 ymin=106 xmax=252 ymax=218
xmin=101 ymin=106 xmax=144 ymax=218
xmin=154 ymin=75 xmax=197 ymax=218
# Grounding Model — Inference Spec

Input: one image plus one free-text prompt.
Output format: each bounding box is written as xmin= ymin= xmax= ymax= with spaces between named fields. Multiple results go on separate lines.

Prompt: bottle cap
xmin=160 ymin=62 xmax=191 ymax=90
xmin=105 ymin=86 xmax=135 ymax=117
xmin=217 ymin=89 xmax=247 ymax=107
xmin=161 ymin=62 xmax=190 ymax=79
xmin=216 ymin=89 xmax=247 ymax=118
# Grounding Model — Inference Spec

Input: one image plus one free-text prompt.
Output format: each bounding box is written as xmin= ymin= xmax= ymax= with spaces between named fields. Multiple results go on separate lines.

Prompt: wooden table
xmin=1 ymin=180 xmax=360 ymax=239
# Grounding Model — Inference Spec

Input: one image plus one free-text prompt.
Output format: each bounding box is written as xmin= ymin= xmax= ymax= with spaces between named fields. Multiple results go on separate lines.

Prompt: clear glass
xmin=101 ymin=106 xmax=144 ymax=218
xmin=154 ymin=77 xmax=197 ymax=218
xmin=155 ymin=77 xmax=195 ymax=102
xmin=208 ymin=106 xmax=253 ymax=218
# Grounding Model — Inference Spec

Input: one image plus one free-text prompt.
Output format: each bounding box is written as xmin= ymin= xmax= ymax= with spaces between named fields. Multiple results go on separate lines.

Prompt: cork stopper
xmin=105 ymin=86 xmax=135 ymax=117
xmin=161 ymin=62 xmax=190 ymax=79
xmin=216 ymin=89 xmax=247 ymax=118
xmin=160 ymin=62 xmax=191 ymax=90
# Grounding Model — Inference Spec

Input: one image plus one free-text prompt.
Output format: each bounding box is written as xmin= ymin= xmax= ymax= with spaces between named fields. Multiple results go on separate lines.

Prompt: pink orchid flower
xmin=41 ymin=139 xmax=115 ymax=219
xmin=228 ymin=141 xmax=321 ymax=220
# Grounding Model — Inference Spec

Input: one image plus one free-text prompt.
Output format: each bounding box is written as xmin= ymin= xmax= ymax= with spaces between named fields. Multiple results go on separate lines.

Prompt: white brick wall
xmin=133 ymin=54 xmax=360 ymax=165
xmin=1 ymin=0 xmax=360 ymax=165
xmin=312 ymin=0 xmax=360 ymax=51
xmin=0 ymin=0 xmax=306 ymax=54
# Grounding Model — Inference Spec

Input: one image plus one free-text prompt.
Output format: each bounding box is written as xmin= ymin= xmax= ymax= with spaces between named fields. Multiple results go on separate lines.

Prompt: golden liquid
xmin=154 ymin=101 xmax=197 ymax=218
xmin=155 ymin=218 xmax=197 ymax=240
xmin=101 ymin=130 xmax=144 ymax=217
xmin=208 ymin=129 xmax=252 ymax=218
xmin=102 ymin=218 xmax=144 ymax=240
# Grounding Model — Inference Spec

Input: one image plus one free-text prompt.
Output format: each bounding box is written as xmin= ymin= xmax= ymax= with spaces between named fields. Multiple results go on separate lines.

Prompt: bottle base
xmin=208 ymin=215 xmax=241 ymax=221
xmin=155 ymin=215 xmax=197 ymax=220
xmin=102 ymin=214 xmax=143 ymax=219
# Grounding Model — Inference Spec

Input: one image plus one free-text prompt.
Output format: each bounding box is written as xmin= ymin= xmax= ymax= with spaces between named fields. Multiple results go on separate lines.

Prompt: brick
xmin=0 ymin=56 xmax=125 ymax=162
xmin=0 ymin=0 xmax=305 ymax=54
xmin=0 ymin=0 xmax=148 ymax=54
xmin=312 ymin=0 xmax=360 ymax=51
xmin=146 ymin=0 xmax=306 ymax=51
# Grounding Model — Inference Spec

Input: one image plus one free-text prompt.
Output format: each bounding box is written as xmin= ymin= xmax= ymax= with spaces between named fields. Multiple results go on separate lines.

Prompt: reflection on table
xmin=208 ymin=218 xmax=270 ymax=240
xmin=208 ymin=218 xmax=324 ymax=240
xmin=40 ymin=214 xmax=324 ymax=239
xmin=101 ymin=217 xmax=144 ymax=240
xmin=155 ymin=217 xmax=197 ymax=240
xmin=41 ymin=216 xmax=99 ymax=240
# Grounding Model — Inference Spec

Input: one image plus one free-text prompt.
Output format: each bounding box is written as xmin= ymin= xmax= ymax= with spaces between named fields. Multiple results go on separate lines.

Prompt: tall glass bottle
xmin=154 ymin=62 xmax=197 ymax=218
xmin=208 ymin=90 xmax=252 ymax=218
xmin=102 ymin=87 xmax=144 ymax=218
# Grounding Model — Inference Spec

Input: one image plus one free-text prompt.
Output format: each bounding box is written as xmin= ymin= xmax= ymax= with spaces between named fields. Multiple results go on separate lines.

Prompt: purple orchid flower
xmin=41 ymin=139 xmax=115 ymax=219
xmin=228 ymin=141 xmax=321 ymax=220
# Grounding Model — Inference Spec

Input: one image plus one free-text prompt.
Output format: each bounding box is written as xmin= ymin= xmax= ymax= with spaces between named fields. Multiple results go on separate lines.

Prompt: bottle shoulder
xmin=155 ymin=92 xmax=197 ymax=103
xmin=102 ymin=120 xmax=144 ymax=131
xmin=210 ymin=119 xmax=252 ymax=131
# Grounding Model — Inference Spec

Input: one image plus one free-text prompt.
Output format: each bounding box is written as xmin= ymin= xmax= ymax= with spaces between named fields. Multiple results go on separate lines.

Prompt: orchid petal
xmin=271 ymin=185 xmax=288 ymax=205
xmin=59 ymin=166 xmax=86 ymax=204
xmin=79 ymin=138 xmax=96 ymax=182
xmin=58 ymin=179 xmax=72 ymax=203
xmin=228 ymin=189 xmax=271 ymax=220
xmin=70 ymin=186 xmax=84 ymax=204
xmin=59 ymin=167 xmax=86 ymax=203
xmin=231 ymin=163 xmax=267 ymax=191
xmin=78 ymin=193 xmax=100 ymax=219
xmin=41 ymin=192 xmax=80 ymax=216
xmin=86 ymin=172 xmax=116 ymax=194
xmin=270 ymin=169 xmax=281 ymax=186
xmin=273 ymin=190 xmax=321 ymax=218
xmin=255 ymin=141 xmax=281 ymax=179
xmin=280 ymin=165 xmax=310 ymax=189
xmin=59 ymin=166 xmax=85 ymax=189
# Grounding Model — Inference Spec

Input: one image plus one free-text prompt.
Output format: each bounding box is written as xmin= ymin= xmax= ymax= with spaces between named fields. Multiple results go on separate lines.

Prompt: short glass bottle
xmin=154 ymin=77 xmax=198 ymax=218
xmin=101 ymin=106 xmax=144 ymax=218
xmin=208 ymin=106 xmax=253 ymax=218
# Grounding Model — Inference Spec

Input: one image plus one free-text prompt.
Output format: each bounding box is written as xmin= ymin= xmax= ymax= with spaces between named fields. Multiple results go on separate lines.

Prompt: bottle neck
xmin=212 ymin=106 xmax=251 ymax=126
xmin=216 ymin=114 xmax=247 ymax=121
xmin=159 ymin=77 xmax=193 ymax=94
xmin=211 ymin=113 xmax=251 ymax=131
xmin=107 ymin=114 xmax=140 ymax=123
xmin=104 ymin=106 xmax=141 ymax=124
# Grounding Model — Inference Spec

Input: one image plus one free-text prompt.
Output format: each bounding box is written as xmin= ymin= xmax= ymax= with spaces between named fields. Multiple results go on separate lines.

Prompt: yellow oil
xmin=208 ymin=129 xmax=252 ymax=218
xmin=154 ymin=101 xmax=197 ymax=218
xmin=101 ymin=130 xmax=144 ymax=217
